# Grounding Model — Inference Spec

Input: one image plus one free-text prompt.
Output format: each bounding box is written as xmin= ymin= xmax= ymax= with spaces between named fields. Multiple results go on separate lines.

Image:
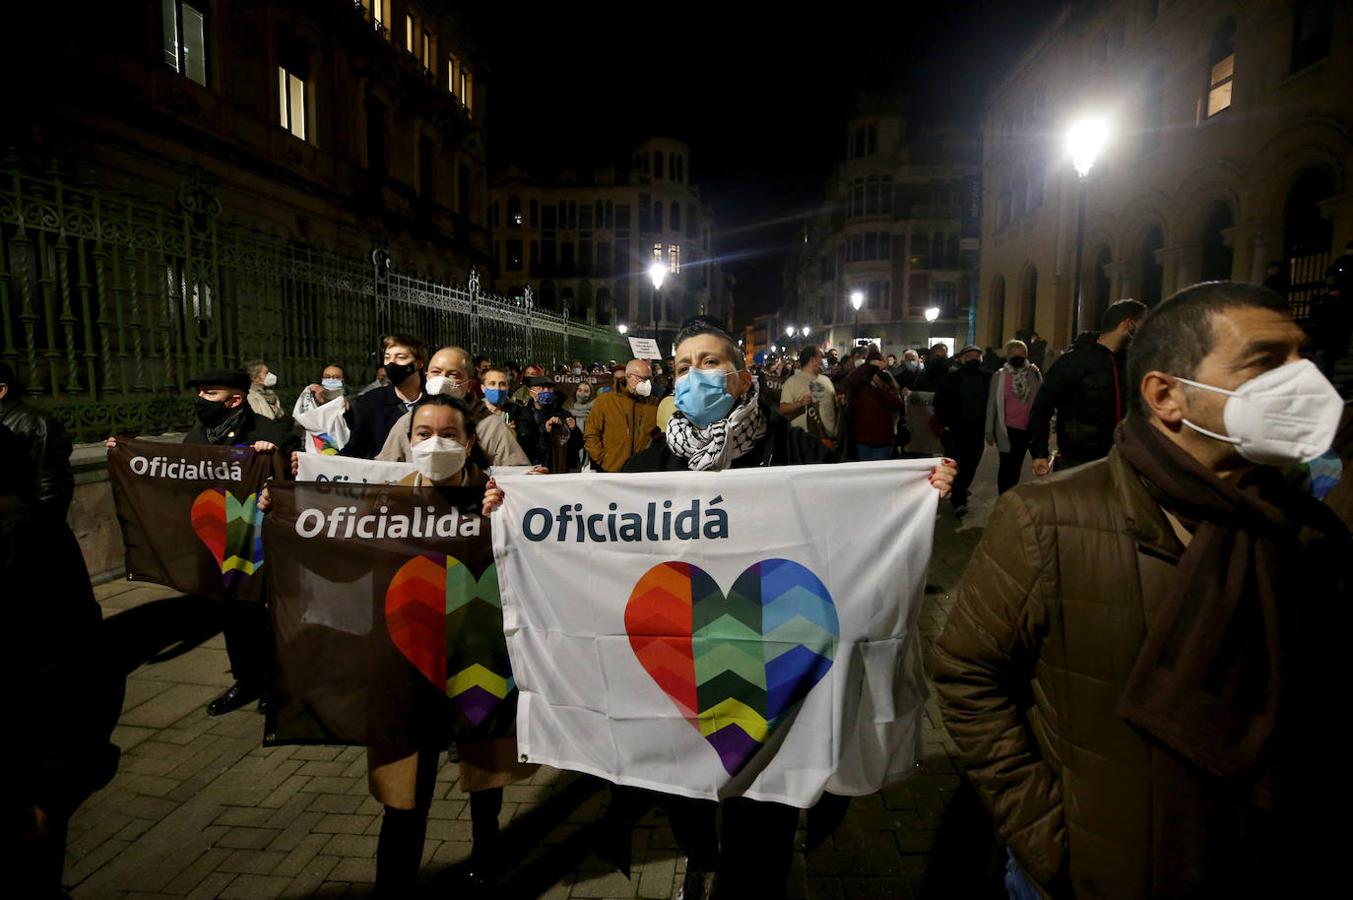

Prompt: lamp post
xmin=1067 ymin=117 xmax=1108 ymax=336
xmin=648 ymin=261 xmax=666 ymax=343
xmin=617 ymin=323 xmax=628 ymax=335
xmin=850 ymin=289 xmax=864 ymax=343
xmin=925 ymin=305 xmax=940 ymax=345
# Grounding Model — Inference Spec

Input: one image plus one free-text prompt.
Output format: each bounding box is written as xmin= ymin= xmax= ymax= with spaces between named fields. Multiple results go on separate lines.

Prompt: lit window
xmin=669 ymin=244 xmax=681 ymax=273
xmin=448 ymin=55 xmax=459 ymax=95
xmin=361 ymin=0 xmax=387 ymax=32
xmin=653 ymin=242 xmax=664 ymax=262
xmin=278 ymin=66 xmax=307 ymax=141
xmin=1206 ymin=19 xmax=1236 ymax=118
xmin=162 ymin=0 xmax=207 ymax=87
xmin=422 ymin=30 xmax=434 ymax=71
xmin=405 ymin=14 xmax=415 ymax=54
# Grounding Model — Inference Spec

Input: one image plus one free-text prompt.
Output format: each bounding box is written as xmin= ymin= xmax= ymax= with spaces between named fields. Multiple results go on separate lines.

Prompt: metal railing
xmin=0 ymin=157 xmax=630 ymax=440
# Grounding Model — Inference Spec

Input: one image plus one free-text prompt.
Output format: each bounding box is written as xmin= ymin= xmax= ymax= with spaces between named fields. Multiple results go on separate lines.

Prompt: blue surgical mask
xmin=321 ymin=377 xmax=344 ymax=391
xmin=675 ymin=367 xmax=738 ymax=426
xmin=537 ymin=390 xmax=556 ymax=406
xmin=484 ymin=387 xmax=509 ymax=407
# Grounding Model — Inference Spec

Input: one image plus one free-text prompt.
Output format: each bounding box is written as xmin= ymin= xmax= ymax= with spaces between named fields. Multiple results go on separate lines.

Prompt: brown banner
xmin=549 ymin=371 xmax=604 ymax=405
xmin=108 ymin=438 xmax=277 ymax=601
xmin=263 ymin=482 xmax=514 ymax=748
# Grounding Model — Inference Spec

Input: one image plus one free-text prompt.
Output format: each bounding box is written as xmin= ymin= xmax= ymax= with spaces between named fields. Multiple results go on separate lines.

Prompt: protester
xmin=1028 ymin=299 xmax=1147 ymax=475
xmin=512 ymin=363 xmax=544 ymax=406
xmin=292 ymin=363 xmax=347 ymax=418
xmin=473 ymin=354 xmax=493 ymax=381
xmin=368 ymin=394 xmax=536 ymax=896
xmin=896 ymin=349 xmax=922 ymax=390
xmin=985 ymin=339 xmax=1043 ymax=495
xmin=935 ymin=282 xmax=1347 ymax=899
xmin=0 ymin=360 xmax=74 ymax=521
xmin=3 ymin=423 xmax=124 ymax=899
xmin=583 ymin=359 xmax=659 ymax=472
xmin=1026 ymin=331 xmax=1048 ymax=369
xmin=358 ymin=364 xmax=388 ymax=396
xmin=846 ymin=347 xmax=903 ymax=461
xmin=342 ymin=335 xmax=426 ymax=459
xmin=935 ymin=345 xmax=991 ymax=516
xmin=981 ymin=346 xmax=1003 ymax=375
xmin=525 ymin=374 xmax=583 ymax=472
xmin=244 ymin=359 xmax=285 ymax=420
xmin=372 ymin=349 xmax=529 ymax=469
xmin=1310 ymin=241 xmax=1353 ymax=377
xmin=480 ymin=368 xmax=533 ymax=448
xmin=484 ymin=315 xmax=955 ymax=900
xmin=913 ymin=344 xmax=951 ymax=392
xmin=569 ymin=380 xmax=596 ymax=433
xmin=779 ymin=345 xmax=839 ymax=448
xmin=569 ymin=358 xmax=585 ymax=376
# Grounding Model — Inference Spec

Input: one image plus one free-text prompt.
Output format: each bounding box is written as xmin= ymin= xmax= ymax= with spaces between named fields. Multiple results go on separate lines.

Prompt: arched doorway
xmin=1199 ymin=200 xmax=1234 ymax=282
xmin=1283 ymin=167 xmax=1335 ymax=318
xmin=987 ymin=275 xmax=1006 ymax=344
xmin=1139 ymin=226 xmax=1164 ymax=306
xmin=1087 ymin=245 xmax=1112 ymax=328
xmin=1018 ymin=264 xmax=1038 ymax=335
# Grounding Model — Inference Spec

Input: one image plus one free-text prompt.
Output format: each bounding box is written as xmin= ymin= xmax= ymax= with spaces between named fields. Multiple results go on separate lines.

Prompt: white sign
xmin=628 ymin=337 xmax=662 ymax=360
xmin=493 ymin=461 xmax=939 ymax=807
xmin=295 ymin=454 xmax=418 ymax=484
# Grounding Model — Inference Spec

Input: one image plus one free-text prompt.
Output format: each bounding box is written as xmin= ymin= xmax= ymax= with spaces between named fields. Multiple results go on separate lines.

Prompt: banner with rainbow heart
xmin=493 ymin=460 xmax=939 ymax=808
xmin=108 ymin=438 xmax=278 ymax=601
xmin=263 ymin=481 xmax=517 ymax=749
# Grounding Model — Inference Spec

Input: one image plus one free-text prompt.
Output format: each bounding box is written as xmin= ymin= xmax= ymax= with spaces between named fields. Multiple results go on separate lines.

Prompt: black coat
xmin=0 ymin=396 xmax=73 ymax=518
xmin=185 ymin=402 xmax=300 ymax=457
xmin=935 ymin=363 xmax=991 ymax=437
xmin=341 ymin=383 xmax=418 ymax=459
xmin=1027 ymin=332 xmax=1125 ymax=465
xmin=622 ymin=404 xmax=832 ymax=472
xmin=528 ymin=399 xmax=584 ymax=471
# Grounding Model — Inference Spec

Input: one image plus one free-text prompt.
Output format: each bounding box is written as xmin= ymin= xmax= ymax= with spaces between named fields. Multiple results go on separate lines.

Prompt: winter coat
xmin=247 ymin=385 xmax=284 ymax=420
xmin=985 ymin=365 xmax=1044 ymax=453
xmin=583 ymin=390 xmax=659 ymax=472
xmin=934 ymin=363 xmax=990 ymax=438
xmin=184 ymin=403 xmax=300 ymax=457
xmin=622 ymin=402 xmax=832 ymax=472
xmin=846 ymin=364 xmax=905 ymax=447
xmin=933 ymin=451 xmax=1339 ymax=898
xmin=528 ymin=399 xmax=584 ymax=472
xmin=375 ymin=396 xmax=530 ymax=468
xmin=1027 ymin=333 xmax=1125 ymax=466
xmin=0 ymin=395 xmax=73 ymax=519
xmin=341 ymin=383 xmax=421 ymax=459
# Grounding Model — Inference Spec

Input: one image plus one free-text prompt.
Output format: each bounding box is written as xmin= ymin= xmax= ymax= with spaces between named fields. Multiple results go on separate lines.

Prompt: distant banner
xmin=551 ymin=372 xmax=603 ymax=405
xmin=108 ymin=438 xmax=277 ymax=601
xmin=265 ymin=482 xmax=515 ymax=748
xmin=494 ymin=461 xmax=939 ymax=807
xmin=296 ymin=453 xmax=417 ymax=484
xmin=294 ymin=396 xmax=350 ymax=455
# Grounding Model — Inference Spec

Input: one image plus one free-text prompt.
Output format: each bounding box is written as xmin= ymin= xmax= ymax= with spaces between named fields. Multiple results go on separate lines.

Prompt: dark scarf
xmin=1115 ymin=414 xmax=1347 ymax=806
xmin=204 ymin=405 xmax=249 ymax=445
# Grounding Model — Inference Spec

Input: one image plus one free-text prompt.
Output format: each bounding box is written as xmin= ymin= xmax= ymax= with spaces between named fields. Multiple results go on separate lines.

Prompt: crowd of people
xmin=5 ymin=256 xmax=1353 ymax=898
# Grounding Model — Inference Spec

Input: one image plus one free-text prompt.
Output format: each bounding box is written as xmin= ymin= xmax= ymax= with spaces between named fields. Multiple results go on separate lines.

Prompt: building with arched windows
xmin=978 ymin=0 xmax=1353 ymax=350
xmin=487 ymin=137 xmax=728 ymax=350
xmin=782 ymin=108 xmax=981 ymax=358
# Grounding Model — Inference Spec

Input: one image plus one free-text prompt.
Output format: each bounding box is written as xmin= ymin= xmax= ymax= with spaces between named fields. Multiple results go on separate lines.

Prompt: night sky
xmin=480 ymin=1 xmax=1063 ymax=318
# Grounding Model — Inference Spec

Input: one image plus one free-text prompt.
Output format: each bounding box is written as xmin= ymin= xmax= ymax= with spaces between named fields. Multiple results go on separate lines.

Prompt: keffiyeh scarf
xmin=665 ymin=385 xmax=769 ymax=471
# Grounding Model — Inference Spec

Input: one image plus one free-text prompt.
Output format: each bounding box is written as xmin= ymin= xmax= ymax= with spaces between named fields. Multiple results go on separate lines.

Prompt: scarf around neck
xmin=1003 ymin=361 xmax=1039 ymax=403
xmin=665 ymin=384 xmax=769 ymax=471
xmin=1114 ymin=413 xmax=1347 ymax=804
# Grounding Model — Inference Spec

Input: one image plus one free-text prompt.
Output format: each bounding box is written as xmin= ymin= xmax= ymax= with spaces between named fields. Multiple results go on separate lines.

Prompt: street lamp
xmin=801 ymin=326 xmax=811 ymax=337
xmin=1067 ymin=117 xmax=1108 ymax=335
xmin=617 ymin=323 xmax=628 ymax=335
xmin=850 ymin=289 xmax=864 ymax=342
xmin=648 ymin=261 xmax=666 ymax=341
xmin=925 ymin=306 xmax=940 ymax=345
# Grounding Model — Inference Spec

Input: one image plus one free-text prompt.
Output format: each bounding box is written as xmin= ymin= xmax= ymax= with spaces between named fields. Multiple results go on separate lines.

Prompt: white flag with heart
xmin=492 ymin=460 xmax=939 ymax=807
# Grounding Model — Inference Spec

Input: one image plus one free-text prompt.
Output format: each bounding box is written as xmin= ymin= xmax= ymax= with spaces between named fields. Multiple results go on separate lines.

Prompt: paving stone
xmin=163 ymin=848 xmax=234 ymax=894
xmin=327 ymin=857 xmax=377 ymax=883
xmin=216 ymin=826 xmax=282 ymax=850
xmin=183 ymin=871 xmax=236 ymax=899
xmin=323 ymin=833 xmax=378 ymax=858
xmin=314 ymin=813 xmax=376 ymax=835
xmin=217 ymin=849 xmax=286 ymax=875
xmin=570 ymin=869 xmax=639 ymax=898
xmin=217 ymin=873 xmax=292 ymax=899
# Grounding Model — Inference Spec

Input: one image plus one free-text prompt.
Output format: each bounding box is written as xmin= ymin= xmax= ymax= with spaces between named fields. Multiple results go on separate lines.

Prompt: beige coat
xmin=377 ymin=402 xmax=530 ymax=467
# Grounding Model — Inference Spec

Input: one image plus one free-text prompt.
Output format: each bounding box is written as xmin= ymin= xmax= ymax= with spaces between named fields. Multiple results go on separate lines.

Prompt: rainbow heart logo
xmin=625 ymin=559 xmax=838 ymax=775
xmin=190 ymin=488 xmax=265 ymax=590
xmin=384 ymin=554 xmax=512 ymax=725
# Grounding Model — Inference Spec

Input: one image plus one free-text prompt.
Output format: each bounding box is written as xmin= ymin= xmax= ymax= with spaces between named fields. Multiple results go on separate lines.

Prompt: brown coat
xmin=583 ymin=390 xmax=658 ymax=472
xmin=933 ymin=450 xmax=1325 ymax=899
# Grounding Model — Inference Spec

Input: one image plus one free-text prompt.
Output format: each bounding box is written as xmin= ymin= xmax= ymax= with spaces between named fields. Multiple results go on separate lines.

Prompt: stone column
xmin=1104 ymin=259 xmax=1132 ymax=301
xmin=1156 ymin=242 xmax=1199 ymax=296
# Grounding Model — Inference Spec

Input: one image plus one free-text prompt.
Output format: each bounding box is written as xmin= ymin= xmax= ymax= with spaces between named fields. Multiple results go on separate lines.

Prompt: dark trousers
xmin=948 ymin=432 xmax=985 ymax=508
xmin=220 ymin=600 xmax=270 ymax=688
xmin=666 ymin=794 xmax=800 ymax=899
xmin=17 ymin=814 xmax=69 ymax=899
xmin=997 ymin=427 xmax=1030 ymax=495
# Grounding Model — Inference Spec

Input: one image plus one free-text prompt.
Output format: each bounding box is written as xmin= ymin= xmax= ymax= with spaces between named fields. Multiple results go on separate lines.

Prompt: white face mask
xmin=262 ymin=371 xmax=277 ymax=388
xmin=572 ymin=366 xmax=583 ymax=375
xmin=1176 ymin=359 xmax=1343 ymax=466
xmin=425 ymin=375 xmax=466 ymax=399
xmin=632 ymin=378 xmax=653 ymax=398
xmin=410 ymin=436 xmax=468 ymax=482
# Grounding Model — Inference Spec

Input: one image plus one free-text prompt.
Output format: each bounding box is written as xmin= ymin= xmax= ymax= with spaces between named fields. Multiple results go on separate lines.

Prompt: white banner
xmin=492 ymin=460 xmax=939 ymax=807
xmin=295 ymin=454 xmax=418 ymax=484
xmin=294 ymin=396 xmax=351 ymax=454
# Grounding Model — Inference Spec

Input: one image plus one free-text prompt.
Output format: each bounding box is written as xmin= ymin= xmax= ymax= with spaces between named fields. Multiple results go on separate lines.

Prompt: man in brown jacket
xmin=583 ymin=358 xmax=659 ymax=471
xmin=934 ymin=282 xmax=1347 ymax=899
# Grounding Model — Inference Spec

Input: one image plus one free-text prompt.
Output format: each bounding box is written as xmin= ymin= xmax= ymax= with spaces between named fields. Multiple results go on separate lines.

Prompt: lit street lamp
xmin=648 ymin=261 xmax=666 ymax=341
xmin=617 ymin=323 xmax=628 ymax=335
xmin=801 ymin=326 xmax=811 ymax=337
xmin=850 ymin=289 xmax=864 ymax=342
xmin=1067 ymin=117 xmax=1108 ymax=335
xmin=925 ymin=306 xmax=940 ymax=344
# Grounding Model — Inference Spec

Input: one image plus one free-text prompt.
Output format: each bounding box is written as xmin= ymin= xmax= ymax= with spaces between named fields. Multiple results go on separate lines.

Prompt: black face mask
xmin=194 ymin=396 xmax=230 ymax=426
xmin=963 ymin=359 xmax=981 ymax=370
xmin=385 ymin=362 xmax=418 ymax=387
xmin=1008 ymin=356 xmax=1027 ymax=368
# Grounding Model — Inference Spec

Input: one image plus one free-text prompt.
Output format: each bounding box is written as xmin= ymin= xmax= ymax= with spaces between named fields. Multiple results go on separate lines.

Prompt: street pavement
xmin=65 ymin=450 xmax=1020 ymax=899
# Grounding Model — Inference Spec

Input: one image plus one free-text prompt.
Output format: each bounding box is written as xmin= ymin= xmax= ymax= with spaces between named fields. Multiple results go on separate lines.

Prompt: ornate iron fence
xmin=0 ymin=157 xmax=629 ymax=441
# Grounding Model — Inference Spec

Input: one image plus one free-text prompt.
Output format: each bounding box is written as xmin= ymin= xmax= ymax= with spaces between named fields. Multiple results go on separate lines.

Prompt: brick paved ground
xmin=66 ymin=453 xmax=1018 ymax=899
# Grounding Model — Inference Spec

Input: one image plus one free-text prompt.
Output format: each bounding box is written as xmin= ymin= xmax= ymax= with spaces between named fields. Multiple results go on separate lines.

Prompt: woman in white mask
xmin=397 ymin=394 xmax=482 ymax=486
xmin=245 ymin=358 xmax=284 ymax=420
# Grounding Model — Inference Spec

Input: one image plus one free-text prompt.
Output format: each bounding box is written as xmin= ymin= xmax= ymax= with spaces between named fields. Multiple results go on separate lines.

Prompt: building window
xmin=669 ymin=244 xmax=681 ymax=273
xmin=360 ymin=0 xmax=389 ymax=32
xmin=405 ymin=14 xmax=416 ymax=53
xmin=653 ymin=202 xmax=663 ymax=231
xmin=579 ymin=240 xmax=593 ymax=276
xmin=864 ymin=233 xmax=878 ymax=260
xmin=598 ymin=242 xmax=612 ymax=276
xmin=561 ymin=242 xmax=575 ymax=275
xmin=579 ymin=204 xmax=593 ymax=231
xmin=542 ymin=204 xmax=557 ymax=230
xmin=653 ymin=242 xmax=664 ymax=263
xmin=865 ymin=176 xmax=880 ymax=215
xmin=879 ymin=233 xmax=891 ymax=260
xmin=616 ymin=240 xmax=630 ymax=275
xmin=162 ymin=0 xmax=207 ymax=87
xmin=508 ymin=196 xmax=522 ymax=227
xmin=852 ymin=127 xmax=866 ymax=159
xmin=461 ymin=70 xmax=474 ymax=116
xmin=422 ymin=30 xmax=434 ymax=72
xmin=447 ymin=55 xmax=459 ymax=96
xmin=638 ymin=194 xmax=651 ymax=232
xmin=541 ymin=239 xmax=556 ymax=275
xmin=1206 ymin=18 xmax=1236 ymax=118
xmin=277 ymin=65 xmax=307 ymax=141
xmin=654 ymin=152 xmax=664 ymax=179
xmin=506 ymin=240 xmax=523 ymax=271
xmin=1291 ymin=0 xmax=1333 ymax=72
xmin=616 ymin=204 xmax=631 ymax=231
xmin=529 ymin=199 xmax=539 ymax=227
xmin=670 ymin=202 xmax=681 ymax=231
xmin=881 ymin=176 xmax=893 ymax=214
xmin=457 ymin=164 xmax=471 ymax=217
xmin=866 ymin=125 xmax=878 ymax=156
